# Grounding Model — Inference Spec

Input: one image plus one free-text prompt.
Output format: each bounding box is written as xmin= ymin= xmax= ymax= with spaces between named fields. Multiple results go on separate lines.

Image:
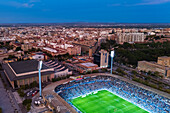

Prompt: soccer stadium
xmin=54 ymin=75 xmax=170 ymax=113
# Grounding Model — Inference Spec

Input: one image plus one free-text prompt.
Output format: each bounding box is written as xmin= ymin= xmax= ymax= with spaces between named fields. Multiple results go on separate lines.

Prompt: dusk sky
xmin=0 ymin=0 xmax=170 ymax=23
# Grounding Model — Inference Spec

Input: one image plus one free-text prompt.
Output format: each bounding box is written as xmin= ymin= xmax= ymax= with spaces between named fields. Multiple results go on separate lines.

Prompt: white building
xmin=116 ymin=33 xmax=145 ymax=44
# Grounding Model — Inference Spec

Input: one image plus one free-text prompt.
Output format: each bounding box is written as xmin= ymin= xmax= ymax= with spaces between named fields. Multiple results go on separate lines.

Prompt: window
xmin=105 ymin=53 xmax=107 ymax=63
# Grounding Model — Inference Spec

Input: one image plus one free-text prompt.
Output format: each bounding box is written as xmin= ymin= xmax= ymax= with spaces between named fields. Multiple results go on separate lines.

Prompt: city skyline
xmin=0 ymin=0 xmax=170 ymax=23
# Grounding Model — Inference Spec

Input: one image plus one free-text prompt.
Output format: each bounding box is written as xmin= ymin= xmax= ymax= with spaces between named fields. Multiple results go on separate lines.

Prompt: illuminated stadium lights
xmin=38 ymin=60 xmax=43 ymax=97
xmin=55 ymin=75 xmax=170 ymax=113
xmin=111 ymin=50 xmax=115 ymax=58
xmin=110 ymin=50 xmax=115 ymax=74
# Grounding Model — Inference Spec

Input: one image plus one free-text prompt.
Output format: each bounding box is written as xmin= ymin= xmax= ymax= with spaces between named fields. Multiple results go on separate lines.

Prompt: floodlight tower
xmin=110 ymin=50 xmax=115 ymax=74
xmin=38 ymin=60 xmax=43 ymax=97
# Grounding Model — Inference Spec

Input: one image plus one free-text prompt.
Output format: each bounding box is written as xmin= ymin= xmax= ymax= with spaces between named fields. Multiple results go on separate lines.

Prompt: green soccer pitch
xmin=70 ymin=90 xmax=149 ymax=113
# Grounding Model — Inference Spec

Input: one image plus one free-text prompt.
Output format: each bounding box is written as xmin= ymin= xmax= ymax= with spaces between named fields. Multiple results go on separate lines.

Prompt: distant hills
xmin=0 ymin=23 xmax=170 ymax=28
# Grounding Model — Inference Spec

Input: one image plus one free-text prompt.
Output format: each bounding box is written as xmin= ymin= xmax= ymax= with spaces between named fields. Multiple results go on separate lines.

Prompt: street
xmin=0 ymin=70 xmax=22 ymax=113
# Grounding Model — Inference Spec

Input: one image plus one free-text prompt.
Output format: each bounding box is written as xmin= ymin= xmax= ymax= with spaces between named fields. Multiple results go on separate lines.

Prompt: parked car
xmin=27 ymin=90 xmax=33 ymax=97
xmin=32 ymin=90 xmax=39 ymax=97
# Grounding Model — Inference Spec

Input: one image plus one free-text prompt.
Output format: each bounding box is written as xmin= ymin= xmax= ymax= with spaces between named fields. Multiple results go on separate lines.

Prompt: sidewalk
xmin=0 ymin=78 xmax=14 ymax=113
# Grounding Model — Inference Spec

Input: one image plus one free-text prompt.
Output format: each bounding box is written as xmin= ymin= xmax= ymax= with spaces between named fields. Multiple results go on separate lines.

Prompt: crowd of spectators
xmin=55 ymin=75 xmax=170 ymax=113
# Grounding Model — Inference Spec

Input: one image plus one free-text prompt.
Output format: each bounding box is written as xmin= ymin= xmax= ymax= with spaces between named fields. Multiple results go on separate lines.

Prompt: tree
xmin=92 ymin=70 xmax=99 ymax=73
xmin=37 ymin=48 xmax=41 ymax=52
xmin=145 ymin=76 xmax=151 ymax=82
xmin=112 ymin=42 xmax=170 ymax=66
xmin=147 ymin=71 xmax=152 ymax=75
xmin=122 ymin=42 xmax=133 ymax=49
xmin=23 ymin=99 xmax=32 ymax=106
xmin=116 ymin=68 xmax=127 ymax=75
xmin=27 ymin=103 xmax=31 ymax=111
xmin=102 ymin=68 xmax=107 ymax=72
xmin=86 ymin=71 xmax=92 ymax=74
xmin=153 ymin=71 xmax=163 ymax=78
xmin=17 ymin=88 xmax=25 ymax=97
xmin=0 ymin=64 xmax=3 ymax=70
xmin=0 ymin=42 xmax=4 ymax=45
xmin=23 ymin=99 xmax=32 ymax=111
xmin=101 ymin=39 xmax=117 ymax=51
xmin=8 ymin=55 xmax=17 ymax=59
xmin=15 ymin=47 xmax=22 ymax=51
xmin=131 ymin=70 xmax=137 ymax=75
xmin=30 ymin=81 xmax=38 ymax=88
xmin=24 ymin=51 xmax=29 ymax=54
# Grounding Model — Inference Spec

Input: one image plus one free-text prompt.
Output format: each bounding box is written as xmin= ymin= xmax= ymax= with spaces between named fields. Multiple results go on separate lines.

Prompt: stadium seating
xmin=55 ymin=75 xmax=170 ymax=113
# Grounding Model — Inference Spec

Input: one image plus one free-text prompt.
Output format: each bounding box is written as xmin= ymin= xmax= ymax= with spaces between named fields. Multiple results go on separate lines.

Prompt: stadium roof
xmin=9 ymin=60 xmax=49 ymax=74
xmin=2 ymin=60 xmax=54 ymax=81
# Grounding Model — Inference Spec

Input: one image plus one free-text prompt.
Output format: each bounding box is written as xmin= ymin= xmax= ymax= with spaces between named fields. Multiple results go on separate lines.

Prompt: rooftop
xmin=43 ymin=47 xmax=57 ymax=53
xmin=158 ymin=56 xmax=170 ymax=58
xmin=80 ymin=62 xmax=98 ymax=67
xmin=9 ymin=60 xmax=49 ymax=74
xmin=2 ymin=60 xmax=54 ymax=81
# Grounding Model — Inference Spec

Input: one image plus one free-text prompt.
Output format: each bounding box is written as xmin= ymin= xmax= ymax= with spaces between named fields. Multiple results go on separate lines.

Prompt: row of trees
xmin=24 ymin=48 xmax=41 ymax=54
xmin=132 ymin=76 xmax=170 ymax=94
xmin=116 ymin=42 xmax=170 ymax=66
xmin=3 ymin=55 xmax=17 ymax=60
xmin=0 ymin=41 xmax=13 ymax=50
xmin=81 ymin=68 xmax=108 ymax=75
xmin=101 ymin=41 xmax=170 ymax=66
xmin=130 ymin=70 xmax=170 ymax=94
xmin=54 ymin=53 xmax=73 ymax=61
xmin=100 ymin=39 xmax=117 ymax=52
xmin=17 ymin=81 xmax=38 ymax=97
xmin=147 ymin=71 xmax=163 ymax=78
xmin=20 ymin=81 xmax=38 ymax=90
xmin=23 ymin=99 xmax=32 ymax=111
xmin=115 ymin=47 xmax=170 ymax=66
xmin=52 ymin=75 xmax=71 ymax=82
xmin=17 ymin=88 xmax=25 ymax=97
xmin=113 ymin=68 xmax=170 ymax=94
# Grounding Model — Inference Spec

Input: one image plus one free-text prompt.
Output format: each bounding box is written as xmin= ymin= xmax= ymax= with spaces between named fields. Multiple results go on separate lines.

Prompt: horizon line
xmin=0 ymin=22 xmax=170 ymax=24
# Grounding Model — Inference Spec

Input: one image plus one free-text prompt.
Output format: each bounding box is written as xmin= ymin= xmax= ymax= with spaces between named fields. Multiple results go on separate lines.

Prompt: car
xmin=27 ymin=90 xmax=33 ymax=97
xmin=32 ymin=90 xmax=38 ymax=97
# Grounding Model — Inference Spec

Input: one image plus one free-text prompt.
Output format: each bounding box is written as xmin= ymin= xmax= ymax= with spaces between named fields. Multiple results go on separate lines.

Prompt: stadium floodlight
xmin=38 ymin=60 xmax=43 ymax=70
xmin=38 ymin=60 xmax=42 ymax=97
xmin=111 ymin=51 xmax=115 ymax=58
xmin=110 ymin=50 xmax=115 ymax=74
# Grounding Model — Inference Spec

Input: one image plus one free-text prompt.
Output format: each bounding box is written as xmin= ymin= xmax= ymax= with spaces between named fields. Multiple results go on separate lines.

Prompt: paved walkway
xmin=43 ymin=78 xmax=76 ymax=113
xmin=13 ymin=92 xmax=22 ymax=104
xmin=0 ymin=78 xmax=14 ymax=113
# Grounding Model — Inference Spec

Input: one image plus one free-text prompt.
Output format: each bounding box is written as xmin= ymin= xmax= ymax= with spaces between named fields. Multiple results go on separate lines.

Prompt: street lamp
xmin=38 ymin=60 xmax=43 ymax=97
xmin=110 ymin=50 xmax=115 ymax=74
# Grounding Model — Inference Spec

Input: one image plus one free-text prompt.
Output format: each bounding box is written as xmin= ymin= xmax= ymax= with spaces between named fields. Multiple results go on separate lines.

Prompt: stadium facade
xmin=2 ymin=60 xmax=71 ymax=88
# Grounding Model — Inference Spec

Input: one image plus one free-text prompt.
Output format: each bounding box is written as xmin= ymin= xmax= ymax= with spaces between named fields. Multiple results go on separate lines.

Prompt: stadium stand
xmin=55 ymin=75 xmax=170 ymax=113
xmin=44 ymin=60 xmax=72 ymax=77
